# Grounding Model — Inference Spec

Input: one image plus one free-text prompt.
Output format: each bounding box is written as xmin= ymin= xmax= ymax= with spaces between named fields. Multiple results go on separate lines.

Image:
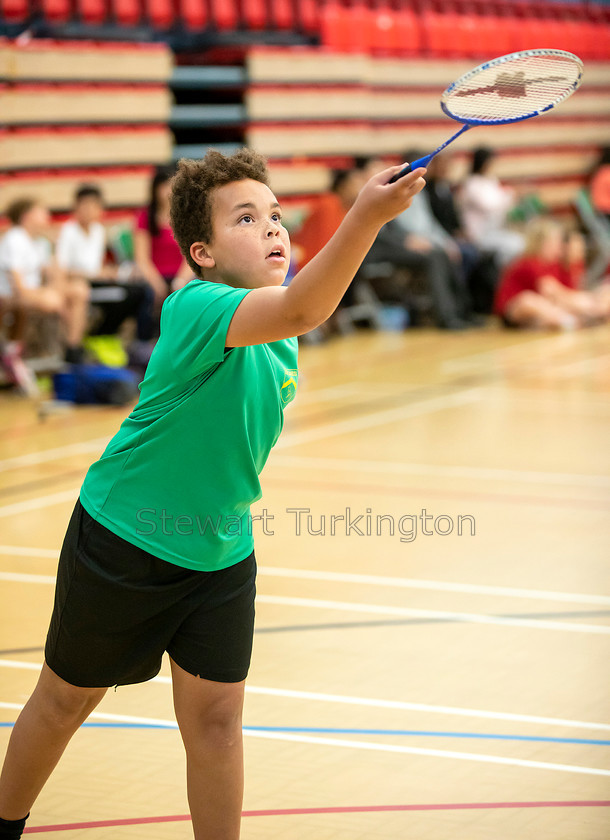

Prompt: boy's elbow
xmin=284 ymin=302 xmax=328 ymax=336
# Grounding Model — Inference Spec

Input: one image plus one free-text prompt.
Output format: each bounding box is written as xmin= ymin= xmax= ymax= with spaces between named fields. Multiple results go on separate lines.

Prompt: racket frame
xmin=389 ymin=48 xmax=583 ymax=183
xmin=440 ymin=48 xmax=584 ymax=126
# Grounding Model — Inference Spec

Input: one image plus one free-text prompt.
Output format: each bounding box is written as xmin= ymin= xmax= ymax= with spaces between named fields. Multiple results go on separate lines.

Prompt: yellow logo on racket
xmin=280 ymin=369 xmax=298 ymax=406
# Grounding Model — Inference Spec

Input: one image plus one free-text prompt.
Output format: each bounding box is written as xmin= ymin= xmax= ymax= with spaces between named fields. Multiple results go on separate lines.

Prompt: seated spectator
xmin=134 ymin=166 xmax=193 ymax=302
xmin=590 ymin=146 xmax=610 ymax=221
xmin=292 ymin=168 xmax=365 ymax=268
xmin=458 ymin=147 xmax=524 ymax=268
xmin=494 ymin=218 xmax=610 ymax=329
xmin=57 ymin=185 xmax=155 ymax=345
xmin=0 ymin=198 xmax=89 ymax=372
xmin=425 ymin=152 xmax=499 ymax=313
xmin=358 ymin=156 xmax=477 ymax=329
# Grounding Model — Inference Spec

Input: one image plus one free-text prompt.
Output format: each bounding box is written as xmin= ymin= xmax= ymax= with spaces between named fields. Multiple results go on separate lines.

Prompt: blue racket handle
xmin=388 ymin=153 xmax=432 ymax=184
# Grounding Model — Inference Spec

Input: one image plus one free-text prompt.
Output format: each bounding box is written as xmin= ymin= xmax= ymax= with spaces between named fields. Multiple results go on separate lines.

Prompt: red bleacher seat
xmin=209 ymin=0 xmax=238 ymax=30
xmin=320 ymin=2 xmax=344 ymax=51
xmin=343 ymin=3 xmax=372 ymax=53
xmin=1 ymin=0 xmax=28 ymax=22
xmin=296 ymin=0 xmax=319 ymax=34
xmin=145 ymin=0 xmax=174 ymax=28
xmin=420 ymin=9 xmax=454 ymax=57
xmin=41 ymin=0 xmax=72 ymax=24
xmin=370 ymin=5 xmax=395 ymax=55
xmin=179 ymin=0 xmax=207 ymax=30
xmin=242 ymin=0 xmax=266 ymax=30
xmin=111 ymin=0 xmax=141 ymax=27
xmin=394 ymin=7 xmax=422 ymax=56
xmin=269 ymin=0 xmax=294 ymax=31
xmin=77 ymin=0 xmax=107 ymax=25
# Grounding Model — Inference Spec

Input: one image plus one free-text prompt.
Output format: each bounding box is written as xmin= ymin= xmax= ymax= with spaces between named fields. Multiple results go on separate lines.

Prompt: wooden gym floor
xmin=0 ymin=325 xmax=609 ymax=838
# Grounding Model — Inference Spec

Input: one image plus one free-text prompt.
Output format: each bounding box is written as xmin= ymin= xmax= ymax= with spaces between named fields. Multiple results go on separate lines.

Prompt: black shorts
xmin=45 ymin=500 xmax=256 ymax=688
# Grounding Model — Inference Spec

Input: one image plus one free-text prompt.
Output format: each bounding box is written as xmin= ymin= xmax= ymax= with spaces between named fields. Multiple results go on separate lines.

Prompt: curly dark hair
xmin=170 ymin=148 xmax=270 ymax=278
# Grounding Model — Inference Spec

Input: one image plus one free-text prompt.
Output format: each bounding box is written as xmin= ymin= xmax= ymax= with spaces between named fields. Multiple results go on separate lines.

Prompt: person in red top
xmin=134 ymin=166 xmax=193 ymax=304
xmin=494 ymin=219 xmax=610 ymax=329
xmin=292 ymin=168 xmax=365 ymax=269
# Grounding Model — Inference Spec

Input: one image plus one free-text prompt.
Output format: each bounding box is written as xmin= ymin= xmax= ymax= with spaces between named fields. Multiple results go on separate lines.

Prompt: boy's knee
xmin=36 ymin=667 xmax=106 ymax=728
xmin=180 ymin=690 xmax=244 ymax=748
xmin=41 ymin=685 xmax=103 ymax=727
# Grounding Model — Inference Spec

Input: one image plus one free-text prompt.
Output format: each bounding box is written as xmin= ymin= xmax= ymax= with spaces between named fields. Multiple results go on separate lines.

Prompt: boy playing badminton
xmin=0 ymin=149 xmax=425 ymax=840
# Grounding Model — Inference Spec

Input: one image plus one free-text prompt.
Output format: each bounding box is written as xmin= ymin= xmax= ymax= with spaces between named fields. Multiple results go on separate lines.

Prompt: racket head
xmin=440 ymin=49 xmax=583 ymax=127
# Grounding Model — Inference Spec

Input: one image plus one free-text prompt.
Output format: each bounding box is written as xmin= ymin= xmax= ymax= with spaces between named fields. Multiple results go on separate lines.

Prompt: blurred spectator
xmin=459 ymin=147 xmax=524 ymax=268
xmin=57 ymin=185 xmax=154 ymax=343
xmin=426 ymin=153 xmax=499 ymax=313
xmin=494 ymin=218 xmax=610 ymax=329
xmin=134 ymin=166 xmax=193 ymax=302
xmin=358 ymin=156 xmax=477 ymax=329
xmin=293 ymin=168 xmax=365 ymax=268
xmin=425 ymin=153 xmax=462 ymax=236
xmin=590 ymin=146 xmax=610 ymax=220
xmin=0 ymin=198 xmax=89 ymax=369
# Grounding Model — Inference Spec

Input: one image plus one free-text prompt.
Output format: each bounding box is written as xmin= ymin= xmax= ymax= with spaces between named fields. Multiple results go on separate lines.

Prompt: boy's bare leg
xmin=170 ymin=658 xmax=245 ymax=840
xmin=0 ymin=663 xmax=107 ymax=820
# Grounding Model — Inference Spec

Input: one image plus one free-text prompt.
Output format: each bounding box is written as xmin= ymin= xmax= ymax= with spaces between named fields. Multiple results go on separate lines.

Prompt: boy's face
xmin=193 ymin=179 xmax=290 ymax=288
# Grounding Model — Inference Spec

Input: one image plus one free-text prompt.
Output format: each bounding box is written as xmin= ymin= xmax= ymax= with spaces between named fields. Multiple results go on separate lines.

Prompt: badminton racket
xmin=389 ymin=49 xmax=583 ymax=182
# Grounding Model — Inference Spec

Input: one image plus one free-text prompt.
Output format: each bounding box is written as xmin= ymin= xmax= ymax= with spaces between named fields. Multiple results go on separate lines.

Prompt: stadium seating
xmin=145 ymin=0 xmax=174 ymax=30
xmin=112 ymin=0 xmax=141 ymax=28
xmin=269 ymin=0 xmax=294 ymax=31
xmin=76 ymin=0 xmax=107 ymax=26
xmin=40 ymin=0 xmax=71 ymax=24
xmin=208 ymin=0 xmax=238 ymax=30
xmin=179 ymin=0 xmax=207 ymax=31
xmin=0 ymin=0 xmax=28 ymax=23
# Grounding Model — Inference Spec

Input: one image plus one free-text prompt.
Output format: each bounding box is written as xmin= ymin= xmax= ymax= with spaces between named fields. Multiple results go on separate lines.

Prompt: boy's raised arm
xmin=225 ymin=165 xmax=426 ymax=347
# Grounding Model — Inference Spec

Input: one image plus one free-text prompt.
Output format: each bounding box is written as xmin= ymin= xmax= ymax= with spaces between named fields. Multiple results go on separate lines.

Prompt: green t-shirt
xmin=80 ymin=278 xmax=298 ymax=571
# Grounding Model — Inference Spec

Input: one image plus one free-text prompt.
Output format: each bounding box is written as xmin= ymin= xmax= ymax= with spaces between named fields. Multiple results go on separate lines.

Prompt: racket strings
xmin=442 ymin=54 xmax=582 ymax=123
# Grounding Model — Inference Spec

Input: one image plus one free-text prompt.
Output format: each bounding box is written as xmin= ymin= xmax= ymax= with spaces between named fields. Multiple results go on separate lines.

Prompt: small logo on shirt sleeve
xmin=280 ymin=369 xmax=298 ymax=406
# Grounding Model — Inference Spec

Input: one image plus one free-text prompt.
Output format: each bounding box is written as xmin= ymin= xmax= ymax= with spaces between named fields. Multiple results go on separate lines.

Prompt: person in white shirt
xmin=57 ymin=185 xmax=153 ymax=341
xmin=458 ymin=147 xmax=524 ymax=268
xmin=0 ymin=198 xmax=89 ymax=367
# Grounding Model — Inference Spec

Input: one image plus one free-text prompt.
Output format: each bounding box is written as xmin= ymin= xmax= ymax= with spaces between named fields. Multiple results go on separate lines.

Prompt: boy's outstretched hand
xmin=352 ymin=165 xmax=427 ymax=229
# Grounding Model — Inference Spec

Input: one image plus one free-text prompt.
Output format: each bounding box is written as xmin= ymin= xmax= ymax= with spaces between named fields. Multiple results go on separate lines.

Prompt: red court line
xmin=23 ymin=801 xmax=610 ymax=832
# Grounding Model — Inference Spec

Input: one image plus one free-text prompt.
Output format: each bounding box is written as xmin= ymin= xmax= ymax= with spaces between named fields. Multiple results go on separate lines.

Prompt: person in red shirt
xmin=134 ymin=166 xmax=193 ymax=304
xmin=494 ymin=219 xmax=610 ymax=329
xmin=292 ymin=168 xmax=365 ymax=269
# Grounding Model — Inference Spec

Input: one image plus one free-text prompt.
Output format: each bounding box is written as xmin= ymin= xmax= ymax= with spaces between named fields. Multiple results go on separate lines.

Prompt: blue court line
xmin=1 ymin=722 xmax=608 ymax=745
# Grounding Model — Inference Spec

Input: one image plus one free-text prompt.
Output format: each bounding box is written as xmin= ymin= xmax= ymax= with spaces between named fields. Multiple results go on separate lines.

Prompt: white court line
xmin=257 ymin=567 xmax=610 ymax=606
xmin=256 ymin=594 xmax=610 ymax=635
xmin=0 ymin=489 xmax=80 ymax=518
xmin=0 ymin=572 xmax=55 ymax=584
xmin=1 ymin=662 xmax=608 ymax=732
xmin=274 ymin=389 xmax=482 ymax=449
xmin=0 ymin=701 xmax=606 ymax=777
xmin=4 ymin=557 xmax=608 ymax=606
xmin=270 ymin=453 xmax=610 ymax=490
xmin=2 ymin=572 xmax=609 ymax=629
xmin=440 ymin=332 xmax=578 ymax=374
xmin=0 ymin=546 xmax=58 ymax=558
xmin=0 ymin=438 xmax=110 ymax=472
